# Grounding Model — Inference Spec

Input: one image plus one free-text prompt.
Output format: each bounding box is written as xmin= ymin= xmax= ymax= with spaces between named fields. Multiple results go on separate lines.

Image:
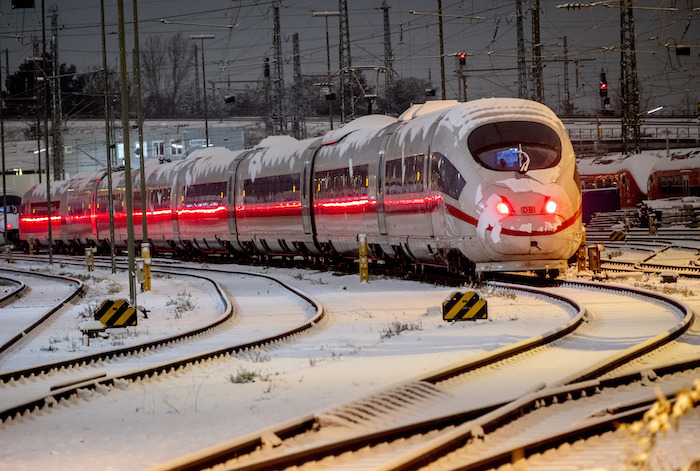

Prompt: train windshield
xmin=0 ymin=195 xmax=20 ymax=214
xmin=468 ymin=121 xmax=561 ymax=172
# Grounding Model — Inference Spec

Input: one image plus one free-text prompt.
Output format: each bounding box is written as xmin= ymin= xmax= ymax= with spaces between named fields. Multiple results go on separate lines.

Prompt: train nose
xmin=478 ymin=192 xmax=571 ymax=256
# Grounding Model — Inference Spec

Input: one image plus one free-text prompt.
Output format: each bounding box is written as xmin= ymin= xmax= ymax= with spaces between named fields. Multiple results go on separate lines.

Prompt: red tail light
xmin=6 ymin=223 xmax=12 ymax=230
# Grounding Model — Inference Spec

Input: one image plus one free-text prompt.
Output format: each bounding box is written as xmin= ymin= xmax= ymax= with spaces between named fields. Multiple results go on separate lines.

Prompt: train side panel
xmin=96 ymin=170 xmax=128 ymax=248
xmin=234 ymin=136 xmax=314 ymax=254
xmin=175 ymin=148 xmax=241 ymax=252
xmin=19 ymin=180 xmax=72 ymax=247
xmin=381 ymin=112 xmax=445 ymax=262
xmin=312 ymin=117 xmax=397 ymax=257
xmin=146 ymin=158 xmax=191 ymax=250
xmin=65 ymin=171 xmax=104 ymax=245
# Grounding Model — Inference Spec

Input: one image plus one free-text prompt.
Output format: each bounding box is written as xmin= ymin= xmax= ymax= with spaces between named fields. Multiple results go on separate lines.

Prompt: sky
xmin=0 ymin=0 xmax=697 ymax=116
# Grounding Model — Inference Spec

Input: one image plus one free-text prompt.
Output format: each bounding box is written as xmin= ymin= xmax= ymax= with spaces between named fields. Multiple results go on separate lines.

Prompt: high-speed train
xmin=19 ymin=98 xmax=583 ymax=277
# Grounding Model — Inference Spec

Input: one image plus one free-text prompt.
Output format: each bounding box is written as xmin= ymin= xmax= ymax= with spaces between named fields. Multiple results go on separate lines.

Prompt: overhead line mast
xmin=338 ymin=0 xmax=353 ymax=123
xmin=380 ymin=0 xmax=394 ymax=98
xmin=557 ymin=0 xmax=642 ymax=154
xmin=516 ymin=0 xmax=528 ymax=99
xmin=620 ymin=0 xmax=641 ymax=154
xmin=531 ymin=0 xmax=543 ymax=103
xmin=272 ymin=1 xmax=286 ymax=135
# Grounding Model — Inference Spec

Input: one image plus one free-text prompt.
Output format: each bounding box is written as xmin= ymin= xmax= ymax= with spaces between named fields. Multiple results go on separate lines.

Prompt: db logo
xmin=521 ymin=206 xmax=536 ymax=214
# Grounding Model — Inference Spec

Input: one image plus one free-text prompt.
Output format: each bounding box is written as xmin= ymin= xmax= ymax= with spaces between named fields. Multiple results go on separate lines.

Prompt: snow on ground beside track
xmin=0 ymin=261 xmax=699 ymax=470
xmin=0 ymin=278 xmax=17 ymax=297
xmin=0 ymin=264 xmax=222 ymax=373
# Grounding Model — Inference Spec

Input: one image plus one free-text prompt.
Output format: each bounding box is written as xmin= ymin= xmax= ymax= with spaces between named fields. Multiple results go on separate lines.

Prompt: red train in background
xmin=577 ymin=149 xmax=700 ymax=223
xmin=19 ymin=98 xmax=583 ymax=278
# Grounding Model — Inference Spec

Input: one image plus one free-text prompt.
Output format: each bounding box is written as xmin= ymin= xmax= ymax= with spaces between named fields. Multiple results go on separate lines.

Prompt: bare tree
xmin=140 ymin=33 xmax=194 ymax=117
xmin=167 ymin=34 xmax=195 ymax=115
xmin=140 ymin=35 xmax=167 ymax=116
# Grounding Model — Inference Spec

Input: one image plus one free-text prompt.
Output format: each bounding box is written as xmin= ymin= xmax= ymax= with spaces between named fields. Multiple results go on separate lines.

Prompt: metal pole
xmin=201 ymin=40 xmax=209 ymax=147
xmin=437 ymin=0 xmax=446 ymax=100
xmin=190 ymin=35 xmax=214 ymax=147
xmin=0 ymin=35 xmax=6 ymax=244
xmin=133 ymin=0 xmax=148 ymax=248
xmin=325 ymin=16 xmax=333 ymax=130
xmin=42 ymin=0 xmax=53 ymax=265
xmin=117 ymin=0 xmax=136 ymax=305
xmin=100 ymin=0 xmax=116 ymax=274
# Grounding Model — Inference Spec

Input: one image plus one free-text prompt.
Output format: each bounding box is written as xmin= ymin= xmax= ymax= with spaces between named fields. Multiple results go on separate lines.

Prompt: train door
xmin=423 ymin=149 xmax=435 ymax=238
xmin=376 ymin=133 xmax=392 ymax=235
xmin=683 ymin=174 xmax=689 ymax=196
xmin=227 ymin=158 xmax=242 ymax=238
xmin=301 ymin=143 xmax=321 ymax=235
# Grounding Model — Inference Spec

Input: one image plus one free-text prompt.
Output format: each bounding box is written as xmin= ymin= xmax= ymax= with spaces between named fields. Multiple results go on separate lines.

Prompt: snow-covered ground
xmin=0 ymin=258 xmax=699 ymax=470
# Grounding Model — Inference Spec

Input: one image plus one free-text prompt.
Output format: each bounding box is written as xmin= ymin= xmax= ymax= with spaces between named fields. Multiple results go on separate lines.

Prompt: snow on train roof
xmin=181 ymin=147 xmax=245 ymax=186
xmin=577 ymin=147 xmax=700 ymax=194
xmin=397 ymin=100 xmax=459 ymax=121
xmin=248 ymin=136 xmax=319 ymax=181
xmin=322 ymin=115 xmax=397 ymax=145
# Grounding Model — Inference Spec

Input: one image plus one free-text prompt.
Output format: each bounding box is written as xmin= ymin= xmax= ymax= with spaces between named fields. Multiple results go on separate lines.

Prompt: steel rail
xmin=0 ymin=267 xmax=232 ymax=384
xmin=148 ymin=282 xmax=586 ymax=471
xmin=0 ymin=266 xmax=324 ymax=426
xmin=0 ymin=268 xmax=84 ymax=357
xmin=0 ymin=275 xmax=26 ymax=308
xmin=157 ymin=278 xmax=693 ymax=471
xmin=376 ymin=280 xmax=696 ymax=471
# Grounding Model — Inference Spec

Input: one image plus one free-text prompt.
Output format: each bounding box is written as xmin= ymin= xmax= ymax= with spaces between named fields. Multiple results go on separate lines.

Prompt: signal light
xmin=6 ymin=223 xmax=12 ymax=230
xmin=459 ymin=52 xmax=466 ymax=66
xmin=599 ymin=71 xmax=608 ymax=97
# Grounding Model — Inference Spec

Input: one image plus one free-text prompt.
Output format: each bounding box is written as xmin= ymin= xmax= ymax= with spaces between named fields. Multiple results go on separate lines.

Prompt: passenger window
xmin=430 ymin=153 xmax=466 ymax=200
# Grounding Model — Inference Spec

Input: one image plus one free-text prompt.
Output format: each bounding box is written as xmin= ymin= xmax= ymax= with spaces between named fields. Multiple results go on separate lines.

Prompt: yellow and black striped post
xmin=442 ymin=291 xmax=487 ymax=321
xmin=94 ymin=299 xmax=137 ymax=327
xmin=609 ymin=230 xmax=626 ymax=241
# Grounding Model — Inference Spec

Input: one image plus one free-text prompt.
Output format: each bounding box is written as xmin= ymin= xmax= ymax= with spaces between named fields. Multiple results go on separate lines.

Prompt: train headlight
xmin=543 ymin=199 xmax=557 ymax=215
xmin=496 ymin=197 xmax=515 ymax=216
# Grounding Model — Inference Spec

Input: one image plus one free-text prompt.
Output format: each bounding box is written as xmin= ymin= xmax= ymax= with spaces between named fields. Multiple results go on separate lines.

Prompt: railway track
xmin=0 ymin=261 xmax=324 ymax=428
xmin=3 ymin=255 xmax=698 ymax=470
xmin=0 ymin=268 xmax=84 ymax=358
xmin=149 ymin=278 xmax=695 ymax=471
xmin=0 ymin=274 xmax=25 ymax=307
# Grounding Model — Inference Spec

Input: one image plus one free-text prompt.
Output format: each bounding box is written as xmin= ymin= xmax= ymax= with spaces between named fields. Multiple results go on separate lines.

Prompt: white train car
xmin=19 ymin=98 xmax=582 ymax=277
